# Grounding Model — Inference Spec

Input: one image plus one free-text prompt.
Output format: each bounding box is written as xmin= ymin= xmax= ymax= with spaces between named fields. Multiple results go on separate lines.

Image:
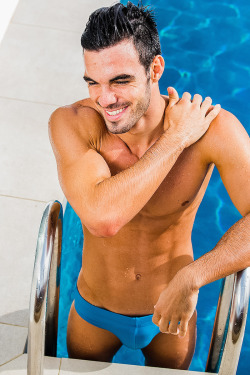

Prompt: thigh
xmin=67 ymin=301 xmax=122 ymax=362
xmin=142 ymin=311 xmax=197 ymax=369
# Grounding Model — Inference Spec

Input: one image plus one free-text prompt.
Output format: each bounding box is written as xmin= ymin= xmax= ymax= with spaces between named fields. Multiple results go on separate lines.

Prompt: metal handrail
xmin=27 ymin=201 xmax=63 ymax=375
xmin=206 ymin=268 xmax=250 ymax=374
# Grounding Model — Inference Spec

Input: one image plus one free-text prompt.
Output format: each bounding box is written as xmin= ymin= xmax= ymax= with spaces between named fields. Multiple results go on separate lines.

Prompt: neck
xmin=118 ymin=86 xmax=167 ymax=150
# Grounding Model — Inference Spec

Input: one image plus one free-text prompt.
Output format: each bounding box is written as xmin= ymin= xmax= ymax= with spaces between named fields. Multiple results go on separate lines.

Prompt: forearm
xmin=91 ymin=132 xmax=184 ymax=235
xmin=184 ymin=212 xmax=250 ymax=290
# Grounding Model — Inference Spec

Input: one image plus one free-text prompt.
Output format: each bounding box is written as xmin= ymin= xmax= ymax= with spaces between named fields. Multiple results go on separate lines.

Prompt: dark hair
xmin=81 ymin=2 xmax=161 ymax=72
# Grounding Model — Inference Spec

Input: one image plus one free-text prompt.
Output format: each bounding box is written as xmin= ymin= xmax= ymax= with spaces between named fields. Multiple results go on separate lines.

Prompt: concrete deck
xmin=0 ymin=0 xmax=214 ymax=374
xmin=0 ymin=354 xmax=212 ymax=374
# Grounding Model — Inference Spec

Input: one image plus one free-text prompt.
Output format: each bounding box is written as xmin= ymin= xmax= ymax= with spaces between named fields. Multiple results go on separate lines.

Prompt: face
xmin=83 ymin=40 xmax=152 ymax=134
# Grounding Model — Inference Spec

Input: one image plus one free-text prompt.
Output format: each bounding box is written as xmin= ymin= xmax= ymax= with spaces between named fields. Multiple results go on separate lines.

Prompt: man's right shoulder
xmin=48 ymin=98 xmax=106 ymax=144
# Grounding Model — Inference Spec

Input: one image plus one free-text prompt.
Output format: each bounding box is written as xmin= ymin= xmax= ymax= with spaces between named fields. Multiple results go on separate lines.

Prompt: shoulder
xmin=199 ymin=107 xmax=249 ymax=165
xmin=48 ymin=98 xmax=107 ymax=152
xmin=208 ymin=107 xmax=244 ymax=133
xmin=48 ymin=98 xmax=106 ymax=137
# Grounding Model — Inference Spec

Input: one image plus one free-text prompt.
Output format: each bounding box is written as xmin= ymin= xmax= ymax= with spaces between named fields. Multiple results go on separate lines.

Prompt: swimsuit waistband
xmin=74 ymin=286 xmax=154 ymax=326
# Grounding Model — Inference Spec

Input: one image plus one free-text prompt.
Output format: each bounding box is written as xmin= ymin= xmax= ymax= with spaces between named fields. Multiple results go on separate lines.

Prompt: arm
xmin=49 ymin=89 xmax=220 ymax=237
xmin=186 ymin=109 xmax=250 ymax=286
xmin=153 ymin=109 xmax=250 ymax=336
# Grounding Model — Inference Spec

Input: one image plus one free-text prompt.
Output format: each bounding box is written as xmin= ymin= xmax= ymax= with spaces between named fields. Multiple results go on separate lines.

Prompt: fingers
xmin=153 ymin=313 xmax=189 ymax=337
xmin=153 ymin=310 xmax=180 ymax=335
xmin=205 ymin=103 xmax=221 ymax=123
xmin=152 ymin=309 xmax=161 ymax=325
xmin=181 ymin=92 xmax=202 ymax=106
xmin=154 ymin=315 xmax=186 ymax=336
xmin=182 ymin=91 xmax=191 ymax=101
xmin=201 ymin=96 xmax=212 ymax=113
xmin=152 ymin=307 xmax=170 ymax=333
xmin=182 ymin=93 xmax=208 ymax=107
xmin=159 ymin=316 xmax=170 ymax=333
xmin=179 ymin=319 xmax=189 ymax=337
xmin=167 ymin=87 xmax=179 ymax=107
xmin=192 ymin=93 xmax=202 ymax=106
xmin=168 ymin=318 xmax=180 ymax=335
xmin=168 ymin=90 xmax=218 ymax=115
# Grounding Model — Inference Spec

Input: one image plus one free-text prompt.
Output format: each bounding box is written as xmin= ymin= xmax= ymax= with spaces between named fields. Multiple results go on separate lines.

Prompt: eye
xmin=88 ymin=82 xmax=96 ymax=86
xmin=115 ymin=80 xmax=129 ymax=85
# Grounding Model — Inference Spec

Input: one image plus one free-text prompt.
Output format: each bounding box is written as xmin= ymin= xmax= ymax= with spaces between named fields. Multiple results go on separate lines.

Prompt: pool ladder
xmin=26 ymin=200 xmax=250 ymax=375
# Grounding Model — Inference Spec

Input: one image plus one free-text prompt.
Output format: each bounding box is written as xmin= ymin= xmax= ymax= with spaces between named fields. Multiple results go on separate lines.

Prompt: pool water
xmin=57 ymin=0 xmax=250 ymax=373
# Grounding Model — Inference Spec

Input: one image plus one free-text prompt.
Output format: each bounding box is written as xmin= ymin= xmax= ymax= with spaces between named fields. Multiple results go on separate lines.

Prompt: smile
xmin=104 ymin=106 xmax=128 ymax=121
xmin=105 ymin=107 xmax=127 ymax=116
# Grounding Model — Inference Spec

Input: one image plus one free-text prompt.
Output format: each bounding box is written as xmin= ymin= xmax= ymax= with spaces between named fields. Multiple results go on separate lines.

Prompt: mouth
xmin=104 ymin=106 xmax=128 ymax=121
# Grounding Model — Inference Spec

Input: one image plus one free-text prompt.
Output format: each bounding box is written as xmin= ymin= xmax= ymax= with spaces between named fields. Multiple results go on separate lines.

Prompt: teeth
xmin=106 ymin=107 xmax=125 ymax=116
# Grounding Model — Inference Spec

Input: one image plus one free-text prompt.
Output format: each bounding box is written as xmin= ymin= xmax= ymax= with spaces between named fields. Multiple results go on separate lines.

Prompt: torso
xmin=73 ymin=97 xmax=214 ymax=315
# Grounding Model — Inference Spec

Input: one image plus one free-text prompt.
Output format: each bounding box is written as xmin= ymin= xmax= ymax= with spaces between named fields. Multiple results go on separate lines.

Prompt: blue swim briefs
xmin=74 ymin=287 xmax=160 ymax=350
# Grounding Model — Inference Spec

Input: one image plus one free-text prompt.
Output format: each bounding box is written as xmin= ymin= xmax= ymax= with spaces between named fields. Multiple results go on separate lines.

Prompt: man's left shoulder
xmin=199 ymin=107 xmax=249 ymax=165
xmin=206 ymin=107 xmax=246 ymax=138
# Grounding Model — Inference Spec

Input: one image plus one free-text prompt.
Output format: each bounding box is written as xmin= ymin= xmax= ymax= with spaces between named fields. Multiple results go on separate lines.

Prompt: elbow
xmin=87 ymin=220 xmax=121 ymax=238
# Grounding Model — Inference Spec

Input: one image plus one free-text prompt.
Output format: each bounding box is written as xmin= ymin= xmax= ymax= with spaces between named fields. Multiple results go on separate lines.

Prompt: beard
xmin=104 ymin=81 xmax=151 ymax=134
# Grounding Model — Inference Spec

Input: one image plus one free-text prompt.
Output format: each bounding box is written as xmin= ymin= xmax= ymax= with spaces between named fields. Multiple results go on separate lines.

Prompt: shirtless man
xmin=49 ymin=2 xmax=250 ymax=370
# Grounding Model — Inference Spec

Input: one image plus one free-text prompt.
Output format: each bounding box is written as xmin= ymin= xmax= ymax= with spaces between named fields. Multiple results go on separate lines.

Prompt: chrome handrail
xmin=206 ymin=268 xmax=250 ymax=374
xmin=27 ymin=201 xmax=63 ymax=375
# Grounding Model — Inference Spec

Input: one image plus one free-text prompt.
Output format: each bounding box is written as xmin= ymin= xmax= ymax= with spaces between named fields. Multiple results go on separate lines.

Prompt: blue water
xmin=57 ymin=0 xmax=250 ymax=373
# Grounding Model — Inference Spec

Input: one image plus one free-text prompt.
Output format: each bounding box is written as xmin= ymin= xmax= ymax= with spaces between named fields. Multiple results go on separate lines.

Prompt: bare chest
xmin=99 ymin=134 xmax=213 ymax=218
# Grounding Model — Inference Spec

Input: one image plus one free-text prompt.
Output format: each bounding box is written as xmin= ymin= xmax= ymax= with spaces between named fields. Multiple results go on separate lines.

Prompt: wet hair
xmin=81 ymin=2 xmax=161 ymax=73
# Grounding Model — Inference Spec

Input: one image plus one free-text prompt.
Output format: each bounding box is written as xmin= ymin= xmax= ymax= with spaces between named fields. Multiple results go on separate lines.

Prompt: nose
xmin=97 ymin=86 xmax=118 ymax=108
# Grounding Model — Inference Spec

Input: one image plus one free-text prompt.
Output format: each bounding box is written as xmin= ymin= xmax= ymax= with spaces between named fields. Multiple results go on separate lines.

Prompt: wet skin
xmin=66 ymin=95 xmax=202 ymax=368
xmin=49 ymin=40 xmax=250 ymax=369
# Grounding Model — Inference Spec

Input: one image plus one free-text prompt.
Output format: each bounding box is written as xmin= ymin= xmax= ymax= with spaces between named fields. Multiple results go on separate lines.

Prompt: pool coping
xmin=0 ymin=353 xmax=215 ymax=374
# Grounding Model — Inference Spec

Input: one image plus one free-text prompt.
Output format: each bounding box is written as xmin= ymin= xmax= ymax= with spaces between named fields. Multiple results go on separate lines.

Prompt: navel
xmin=181 ymin=200 xmax=190 ymax=206
xmin=135 ymin=273 xmax=141 ymax=281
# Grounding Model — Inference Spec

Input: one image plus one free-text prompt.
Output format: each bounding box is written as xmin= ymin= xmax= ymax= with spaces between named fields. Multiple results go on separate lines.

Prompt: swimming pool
xmin=57 ymin=0 xmax=250 ymax=373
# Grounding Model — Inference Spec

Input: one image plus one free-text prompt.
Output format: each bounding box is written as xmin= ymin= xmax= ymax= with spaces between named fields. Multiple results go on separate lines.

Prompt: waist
xmin=79 ymin=230 xmax=193 ymax=313
xmin=77 ymin=252 xmax=194 ymax=315
xmin=74 ymin=286 xmax=154 ymax=321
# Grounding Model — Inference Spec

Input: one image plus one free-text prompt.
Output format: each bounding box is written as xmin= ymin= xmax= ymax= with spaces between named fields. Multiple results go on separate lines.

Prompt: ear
xmin=150 ymin=55 xmax=165 ymax=82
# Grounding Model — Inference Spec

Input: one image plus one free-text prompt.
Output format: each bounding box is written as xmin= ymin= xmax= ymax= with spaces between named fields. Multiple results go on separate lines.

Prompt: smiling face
xmin=83 ymin=39 xmax=153 ymax=134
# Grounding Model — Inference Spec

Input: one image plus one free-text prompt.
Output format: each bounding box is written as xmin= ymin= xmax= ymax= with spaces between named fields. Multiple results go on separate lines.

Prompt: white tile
xmin=13 ymin=0 xmax=115 ymax=33
xmin=0 ymin=23 xmax=89 ymax=106
xmin=60 ymin=358 xmax=112 ymax=374
xmin=0 ymin=353 xmax=61 ymax=374
xmin=0 ymin=310 xmax=28 ymax=329
xmin=60 ymin=357 xmax=199 ymax=375
xmin=0 ymin=324 xmax=27 ymax=365
xmin=0 ymin=0 xmax=116 ymax=107
xmin=0 ymin=0 xmax=19 ymax=45
xmin=0 ymin=196 xmax=48 ymax=325
xmin=0 ymin=97 xmax=64 ymax=202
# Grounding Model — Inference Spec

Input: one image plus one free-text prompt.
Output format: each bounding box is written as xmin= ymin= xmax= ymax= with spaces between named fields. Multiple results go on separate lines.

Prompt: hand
xmin=164 ymin=87 xmax=221 ymax=148
xmin=152 ymin=270 xmax=199 ymax=337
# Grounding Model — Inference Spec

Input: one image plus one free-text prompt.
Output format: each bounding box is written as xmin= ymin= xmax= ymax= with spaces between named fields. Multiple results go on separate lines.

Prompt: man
xmin=49 ymin=2 xmax=250 ymax=370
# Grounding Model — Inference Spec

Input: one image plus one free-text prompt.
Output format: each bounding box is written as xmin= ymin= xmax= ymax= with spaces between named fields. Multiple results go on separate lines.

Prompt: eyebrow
xmin=83 ymin=75 xmax=96 ymax=83
xmin=110 ymin=74 xmax=135 ymax=82
xmin=83 ymin=74 xmax=135 ymax=83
